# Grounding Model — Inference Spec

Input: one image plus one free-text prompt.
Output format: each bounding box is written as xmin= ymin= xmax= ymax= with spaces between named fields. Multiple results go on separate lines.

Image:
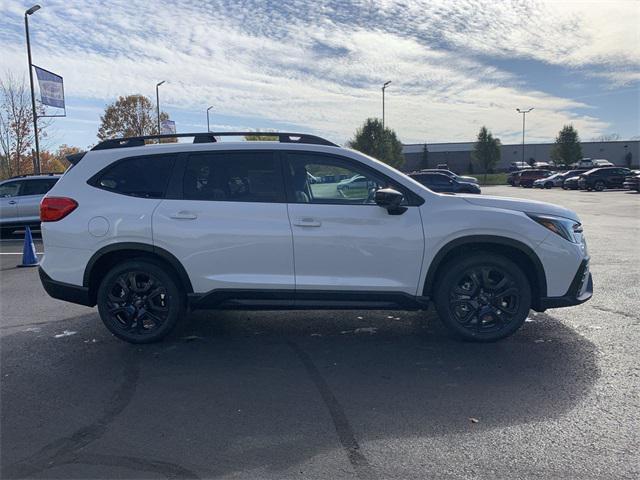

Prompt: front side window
xmin=183 ymin=151 xmax=285 ymax=203
xmin=0 ymin=181 xmax=21 ymax=198
xmin=20 ymin=179 xmax=57 ymax=196
xmin=285 ymin=152 xmax=401 ymax=205
xmin=94 ymin=155 xmax=176 ymax=198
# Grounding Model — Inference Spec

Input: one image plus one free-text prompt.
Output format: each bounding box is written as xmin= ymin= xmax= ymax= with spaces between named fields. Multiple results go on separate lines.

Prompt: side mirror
xmin=374 ymin=188 xmax=407 ymax=215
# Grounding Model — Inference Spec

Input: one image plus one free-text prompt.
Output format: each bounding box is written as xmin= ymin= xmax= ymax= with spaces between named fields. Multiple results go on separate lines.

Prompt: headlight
xmin=527 ymin=213 xmax=583 ymax=244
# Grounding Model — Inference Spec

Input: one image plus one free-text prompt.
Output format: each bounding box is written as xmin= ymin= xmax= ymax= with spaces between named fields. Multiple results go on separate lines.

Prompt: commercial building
xmin=402 ymin=140 xmax=639 ymax=173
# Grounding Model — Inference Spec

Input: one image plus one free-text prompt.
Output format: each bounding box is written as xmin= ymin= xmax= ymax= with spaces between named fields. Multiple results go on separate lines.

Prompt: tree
xmin=244 ymin=133 xmax=278 ymax=141
xmin=472 ymin=126 xmax=501 ymax=180
xmin=97 ymin=95 xmax=169 ymax=140
xmin=550 ymin=125 xmax=582 ymax=166
xmin=0 ymin=73 xmax=50 ymax=179
xmin=420 ymin=143 xmax=429 ymax=169
xmin=592 ymin=133 xmax=621 ymax=142
xmin=347 ymin=118 xmax=404 ymax=169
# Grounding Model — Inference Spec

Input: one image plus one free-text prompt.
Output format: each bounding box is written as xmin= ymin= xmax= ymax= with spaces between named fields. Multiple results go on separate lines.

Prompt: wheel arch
xmin=84 ymin=242 xmax=193 ymax=304
xmin=423 ymin=235 xmax=547 ymax=309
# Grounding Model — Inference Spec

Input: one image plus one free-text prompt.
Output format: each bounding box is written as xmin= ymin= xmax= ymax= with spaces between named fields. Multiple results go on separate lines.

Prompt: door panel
xmin=283 ymin=151 xmax=425 ymax=295
xmin=17 ymin=179 xmax=58 ymax=223
xmin=152 ymin=150 xmax=294 ymax=294
xmin=16 ymin=195 xmax=42 ymax=223
xmin=287 ymin=203 xmax=424 ymax=293
xmin=0 ymin=180 xmax=22 ymax=225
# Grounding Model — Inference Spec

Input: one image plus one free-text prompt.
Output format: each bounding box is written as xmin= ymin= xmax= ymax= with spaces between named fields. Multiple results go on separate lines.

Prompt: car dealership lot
xmin=1 ymin=187 xmax=638 ymax=479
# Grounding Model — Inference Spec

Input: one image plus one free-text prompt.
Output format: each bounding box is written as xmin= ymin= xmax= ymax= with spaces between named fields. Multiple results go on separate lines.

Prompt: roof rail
xmin=9 ymin=172 xmax=62 ymax=179
xmin=91 ymin=131 xmax=338 ymax=151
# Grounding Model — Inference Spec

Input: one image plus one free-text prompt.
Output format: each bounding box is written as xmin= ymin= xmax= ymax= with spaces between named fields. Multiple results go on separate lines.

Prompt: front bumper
xmin=538 ymin=258 xmax=593 ymax=310
xmin=39 ymin=267 xmax=94 ymax=307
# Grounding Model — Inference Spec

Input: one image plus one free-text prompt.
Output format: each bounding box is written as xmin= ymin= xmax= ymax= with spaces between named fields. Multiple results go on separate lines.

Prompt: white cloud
xmin=1 ymin=0 xmax=635 ymax=144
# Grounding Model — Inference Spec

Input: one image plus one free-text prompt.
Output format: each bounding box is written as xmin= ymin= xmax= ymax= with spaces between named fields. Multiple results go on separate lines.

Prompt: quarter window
xmin=94 ymin=155 xmax=176 ymax=198
xmin=183 ymin=151 xmax=285 ymax=203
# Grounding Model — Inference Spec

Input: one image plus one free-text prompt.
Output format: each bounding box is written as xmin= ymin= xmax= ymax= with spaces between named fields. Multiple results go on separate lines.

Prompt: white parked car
xmin=573 ymin=158 xmax=613 ymax=168
xmin=39 ymin=132 xmax=592 ymax=344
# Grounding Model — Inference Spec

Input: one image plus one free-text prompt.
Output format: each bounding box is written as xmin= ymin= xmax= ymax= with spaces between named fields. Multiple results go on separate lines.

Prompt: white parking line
xmin=0 ymin=252 xmax=43 ymax=255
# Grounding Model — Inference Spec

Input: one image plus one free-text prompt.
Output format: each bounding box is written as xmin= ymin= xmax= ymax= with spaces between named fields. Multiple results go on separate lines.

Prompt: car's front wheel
xmin=594 ymin=180 xmax=605 ymax=191
xmin=97 ymin=259 xmax=185 ymax=344
xmin=434 ymin=253 xmax=532 ymax=342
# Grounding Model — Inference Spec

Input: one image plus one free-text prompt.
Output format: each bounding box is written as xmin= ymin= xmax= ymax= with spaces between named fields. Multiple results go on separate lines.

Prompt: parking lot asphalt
xmin=1 ymin=186 xmax=638 ymax=479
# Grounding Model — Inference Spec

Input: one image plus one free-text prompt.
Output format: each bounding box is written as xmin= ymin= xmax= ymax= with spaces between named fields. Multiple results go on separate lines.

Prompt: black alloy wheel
xmin=594 ymin=180 xmax=606 ymax=192
xmin=97 ymin=260 xmax=184 ymax=343
xmin=434 ymin=253 xmax=531 ymax=342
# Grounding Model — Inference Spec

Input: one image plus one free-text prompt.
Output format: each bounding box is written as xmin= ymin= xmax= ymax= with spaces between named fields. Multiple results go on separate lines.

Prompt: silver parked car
xmin=0 ymin=174 xmax=61 ymax=234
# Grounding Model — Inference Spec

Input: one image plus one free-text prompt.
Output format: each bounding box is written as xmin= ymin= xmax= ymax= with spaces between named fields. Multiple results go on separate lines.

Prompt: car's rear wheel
xmin=434 ymin=253 xmax=532 ymax=342
xmin=594 ymin=180 xmax=605 ymax=192
xmin=97 ymin=259 xmax=185 ymax=344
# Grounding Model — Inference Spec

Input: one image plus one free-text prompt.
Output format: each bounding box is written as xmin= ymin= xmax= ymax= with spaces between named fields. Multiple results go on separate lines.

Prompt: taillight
xmin=40 ymin=197 xmax=78 ymax=222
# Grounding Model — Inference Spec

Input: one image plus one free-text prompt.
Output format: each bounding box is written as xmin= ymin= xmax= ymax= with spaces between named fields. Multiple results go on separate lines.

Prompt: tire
xmin=594 ymin=181 xmax=605 ymax=192
xmin=97 ymin=259 xmax=185 ymax=344
xmin=545 ymin=183 xmax=553 ymax=189
xmin=434 ymin=253 xmax=532 ymax=342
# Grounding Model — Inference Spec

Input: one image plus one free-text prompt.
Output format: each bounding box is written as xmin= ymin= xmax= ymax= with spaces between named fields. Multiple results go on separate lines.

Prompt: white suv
xmin=39 ymin=132 xmax=592 ymax=344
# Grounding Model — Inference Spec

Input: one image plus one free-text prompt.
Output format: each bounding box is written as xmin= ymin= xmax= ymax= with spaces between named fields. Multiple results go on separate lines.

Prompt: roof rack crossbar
xmin=91 ymin=131 xmax=338 ymax=151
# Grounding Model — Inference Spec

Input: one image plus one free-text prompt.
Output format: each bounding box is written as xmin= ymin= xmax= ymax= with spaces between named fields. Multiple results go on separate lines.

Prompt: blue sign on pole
xmin=34 ymin=66 xmax=65 ymax=109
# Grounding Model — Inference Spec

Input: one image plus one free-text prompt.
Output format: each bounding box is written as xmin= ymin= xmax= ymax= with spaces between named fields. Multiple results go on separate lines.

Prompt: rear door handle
xmin=293 ymin=217 xmax=321 ymax=227
xmin=169 ymin=211 xmax=198 ymax=220
xmin=8 ymin=200 xmax=16 ymax=205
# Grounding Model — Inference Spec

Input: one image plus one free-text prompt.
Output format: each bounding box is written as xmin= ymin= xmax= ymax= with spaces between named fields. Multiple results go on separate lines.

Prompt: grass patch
xmin=474 ymin=173 xmax=509 ymax=185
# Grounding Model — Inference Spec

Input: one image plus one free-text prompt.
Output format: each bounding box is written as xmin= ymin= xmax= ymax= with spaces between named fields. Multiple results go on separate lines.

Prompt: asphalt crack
xmin=287 ymin=340 xmax=376 ymax=480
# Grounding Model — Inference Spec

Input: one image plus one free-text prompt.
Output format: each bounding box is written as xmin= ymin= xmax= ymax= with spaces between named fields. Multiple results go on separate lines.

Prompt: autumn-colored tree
xmin=39 ymin=144 xmax=80 ymax=173
xmin=97 ymin=94 xmax=169 ymax=140
xmin=244 ymin=133 xmax=278 ymax=141
xmin=0 ymin=73 xmax=50 ymax=179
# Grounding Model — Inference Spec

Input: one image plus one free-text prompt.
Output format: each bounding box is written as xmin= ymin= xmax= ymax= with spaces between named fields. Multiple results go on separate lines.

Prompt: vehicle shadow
xmin=1 ymin=309 xmax=599 ymax=478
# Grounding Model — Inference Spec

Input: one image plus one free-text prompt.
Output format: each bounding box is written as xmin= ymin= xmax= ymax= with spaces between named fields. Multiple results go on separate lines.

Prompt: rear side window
xmin=0 ymin=181 xmax=22 ymax=198
xmin=93 ymin=155 xmax=176 ymax=198
xmin=20 ymin=179 xmax=57 ymax=196
xmin=183 ymin=151 xmax=285 ymax=203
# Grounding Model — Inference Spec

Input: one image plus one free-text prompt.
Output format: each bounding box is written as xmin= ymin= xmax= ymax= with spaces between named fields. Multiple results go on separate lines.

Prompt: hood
xmin=458 ymin=175 xmax=478 ymax=184
xmin=460 ymin=194 xmax=579 ymax=221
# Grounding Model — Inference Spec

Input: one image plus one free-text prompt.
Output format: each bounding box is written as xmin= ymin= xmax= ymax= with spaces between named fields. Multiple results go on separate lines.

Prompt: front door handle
xmin=169 ymin=211 xmax=198 ymax=220
xmin=293 ymin=217 xmax=321 ymax=227
xmin=8 ymin=200 xmax=16 ymax=205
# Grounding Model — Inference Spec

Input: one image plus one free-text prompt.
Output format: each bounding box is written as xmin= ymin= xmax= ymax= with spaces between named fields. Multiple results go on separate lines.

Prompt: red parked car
xmin=517 ymin=169 xmax=552 ymax=188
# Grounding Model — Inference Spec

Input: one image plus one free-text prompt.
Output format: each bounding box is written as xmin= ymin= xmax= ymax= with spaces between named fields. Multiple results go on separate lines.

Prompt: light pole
xmin=382 ymin=81 xmax=391 ymax=130
xmin=156 ymin=80 xmax=165 ymax=134
xmin=206 ymin=106 xmax=213 ymax=132
xmin=516 ymin=107 xmax=534 ymax=165
xmin=25 ymin=4 xmax=41 ymax=174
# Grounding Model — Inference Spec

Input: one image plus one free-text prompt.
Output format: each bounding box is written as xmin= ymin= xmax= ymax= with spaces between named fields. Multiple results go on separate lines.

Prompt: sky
xmin=1 ymin=0 xmax=639 ymax=149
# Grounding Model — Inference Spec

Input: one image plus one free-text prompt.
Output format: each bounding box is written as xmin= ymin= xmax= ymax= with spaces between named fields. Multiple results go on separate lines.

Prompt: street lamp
xmin=156 ymin=80 xmax=165 ymax=134
xmin=382 ymin=81 xmax=391 ymax=130
xmin=25 ymin=4 xmax=41 ymax=174
xmin=516 ymin=108 xmax=534 ymax=165
xmin=206 ymin=106 xmax=213 ymax=132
